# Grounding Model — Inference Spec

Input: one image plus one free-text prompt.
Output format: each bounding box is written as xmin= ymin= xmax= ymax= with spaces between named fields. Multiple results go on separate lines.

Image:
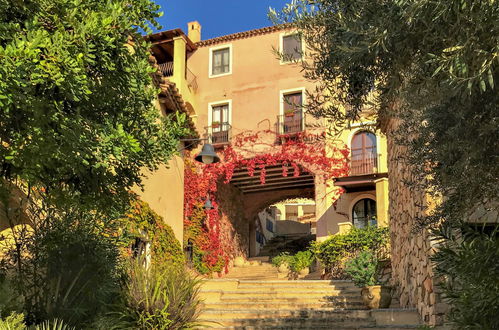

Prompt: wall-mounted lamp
xmin=180 ymin=138 xmax=220 ymax=165
xmin=195 ymin=143 xmax=220 ymax=164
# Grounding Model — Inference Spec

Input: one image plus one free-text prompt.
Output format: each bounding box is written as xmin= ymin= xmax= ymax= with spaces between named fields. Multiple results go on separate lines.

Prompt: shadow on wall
xmin=275 ymin=220 xmax=310 ymax=236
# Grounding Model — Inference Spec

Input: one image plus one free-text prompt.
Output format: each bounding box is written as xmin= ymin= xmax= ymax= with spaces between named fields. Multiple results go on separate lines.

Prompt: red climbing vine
xmin=184 ymin=130 xmax=350 ymax=275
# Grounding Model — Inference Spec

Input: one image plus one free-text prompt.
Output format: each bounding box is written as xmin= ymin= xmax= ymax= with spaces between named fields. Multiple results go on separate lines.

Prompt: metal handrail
xmin=276 ymin=110 xmax=306 ymax=135
xmin=350 ymin=153 xmax=381 ymax=176
xmin=205 ymin=123 xmax=232 ymax=145
xmin=158 ymin=61 xmax=173 ymax=77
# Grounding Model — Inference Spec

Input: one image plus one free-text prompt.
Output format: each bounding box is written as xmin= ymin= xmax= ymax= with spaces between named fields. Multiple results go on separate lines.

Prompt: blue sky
xmin=155 ymin=0 xmax=292 ymax=39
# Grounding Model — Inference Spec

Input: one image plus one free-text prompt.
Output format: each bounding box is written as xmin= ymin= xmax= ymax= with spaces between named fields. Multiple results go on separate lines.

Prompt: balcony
xmin=276 ymin=110 xmax=306 ymax=135
xmin=158 ymin=61 xmax=173 ymax=77
xmin=350 ymin=153 xmax=380 ymax=176
xmin=206 ymin=123 xmax=232 ymax=146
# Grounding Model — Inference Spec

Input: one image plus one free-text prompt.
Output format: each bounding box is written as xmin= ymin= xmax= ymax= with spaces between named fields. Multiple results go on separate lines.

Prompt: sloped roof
xmin=196 ymin=24 xmax=291 ymax=47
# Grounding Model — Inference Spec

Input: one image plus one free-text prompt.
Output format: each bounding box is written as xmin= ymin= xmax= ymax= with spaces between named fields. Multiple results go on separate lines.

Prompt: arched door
xmin=352 ymin=198 xmax=377 ymax=228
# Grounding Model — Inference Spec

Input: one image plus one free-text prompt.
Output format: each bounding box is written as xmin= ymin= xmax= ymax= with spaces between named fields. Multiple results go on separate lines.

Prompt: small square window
xmin=212 ymin=47 xmax=230 ymax=75
xmin=282 ymin=34 xmax=302 ymax=61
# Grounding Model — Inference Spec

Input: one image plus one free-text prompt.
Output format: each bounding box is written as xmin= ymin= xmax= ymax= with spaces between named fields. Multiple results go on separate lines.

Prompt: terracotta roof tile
xmin=196 ymin=24 xmax=291 ymax=47
xmin=148 ymin=56 xmax=200 ymax=148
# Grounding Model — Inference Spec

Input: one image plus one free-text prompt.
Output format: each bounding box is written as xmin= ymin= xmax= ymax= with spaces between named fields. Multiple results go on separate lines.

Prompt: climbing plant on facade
xmin=184 ymin=130 xmax=349 ymax=275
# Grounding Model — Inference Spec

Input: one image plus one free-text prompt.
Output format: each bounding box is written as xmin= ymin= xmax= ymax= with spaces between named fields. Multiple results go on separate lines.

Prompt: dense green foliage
xmin=120 ymin=198 xmax=185 ymax=269
xmin=2 ymin=211 xmax=122 ymax=326
xmin=103 ymin=261 xmax=202 ymax=330
xmin=289 ymin=250 xmax=314 ymax=272
xmin=432 ymin=224 xmax=499 ymax=329
xmin=271 ymin=252 xmax=294 ymax=268
xmin=0 ymin=313 xmax=75 ymax=330
xmin=310 ymin=227 xmax=389 ymax=277
xmin=345 ymin=251 xmax=378 ymax=287
xmin=270 ymin=0 xmax=498 ymax=226
xmin=0 ymin=312 xmax=25 ymax=330
xmin=271 ymin=251 xmax=315 ymax=272
xmin=0 ymin=0 xmax=188 ymax=215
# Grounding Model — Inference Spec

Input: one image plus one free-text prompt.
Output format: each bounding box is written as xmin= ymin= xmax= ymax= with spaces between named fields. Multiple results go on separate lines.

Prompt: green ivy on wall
xmin=119 ymin=198 xmax=185 ymax=269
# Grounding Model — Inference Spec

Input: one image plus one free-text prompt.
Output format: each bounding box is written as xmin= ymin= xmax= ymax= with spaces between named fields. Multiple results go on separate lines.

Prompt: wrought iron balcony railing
xmin=350 ymin=153 xmax=380 ymax=176
xmin=158 ymin=61 xmax=174 ymax=77
xmin=276 ymin=110 xmax=306 ymax=135
xmin=206 ymin=123 xmax=232 ymax=145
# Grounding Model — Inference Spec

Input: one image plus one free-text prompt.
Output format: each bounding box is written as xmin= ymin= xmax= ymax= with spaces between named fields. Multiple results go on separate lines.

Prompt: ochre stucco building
xmin=148 ymin=22 xmax=390 ymax=246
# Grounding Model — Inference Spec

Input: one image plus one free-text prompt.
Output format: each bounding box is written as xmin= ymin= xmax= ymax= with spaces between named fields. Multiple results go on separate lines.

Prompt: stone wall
xmin=384 ymin=119 xmax=447 ymax=325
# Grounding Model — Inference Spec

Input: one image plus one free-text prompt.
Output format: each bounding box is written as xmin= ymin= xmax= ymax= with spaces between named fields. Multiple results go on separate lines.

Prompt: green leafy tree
xmin=270 ymin=0 xmax=498 ymax=226
xmin=271 ymin=0 xmax=498 ymax=326
xmin=0 ymin=0 xmax=189 ymax=215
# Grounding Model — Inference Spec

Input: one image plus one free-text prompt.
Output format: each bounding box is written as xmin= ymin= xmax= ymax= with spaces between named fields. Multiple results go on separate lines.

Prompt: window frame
xmin=279 ymin=87 xmax=306 ymax=117
xmin=208 ymin=99 xmax=232 ymax=128
xmin=279 ymin=32 xmax=304 ymax=64
xmin=351 ymin=197 xmax=377 ymax=228
xmin=208 ymin=44 xmax=233 ymax=78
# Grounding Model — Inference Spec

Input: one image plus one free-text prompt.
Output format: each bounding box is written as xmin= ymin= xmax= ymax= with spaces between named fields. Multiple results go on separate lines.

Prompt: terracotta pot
xmin=284 ymin=112 xmax=295 ymax=117
xmin=361 ymin=285 xmax=392 ymax=309
xmin=298 ymin=268 xmax=310 ymax=276
xmin=278 ymin=263 xmax=289 ymax=273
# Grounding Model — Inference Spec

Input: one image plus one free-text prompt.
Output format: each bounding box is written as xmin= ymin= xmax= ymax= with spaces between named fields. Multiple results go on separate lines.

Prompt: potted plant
xmin=284 ymin=109 xmax=295 ymax=117
xmin=211 ymin=121 xmax=221 ymax=128
xmin=345 ymin=251 xmax=391 ymax=309
xmin=290 ymin=250 xmax=314 ymax=276
xmin=271 ymin=252 xmax=293 ymax=273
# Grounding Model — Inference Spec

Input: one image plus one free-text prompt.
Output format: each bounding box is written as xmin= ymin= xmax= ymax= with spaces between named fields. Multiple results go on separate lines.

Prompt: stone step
xmin=199 ymin=308 xmax=372 ymax=320
xmin=200 ymin=290 xmax=360 ymax=299
xmin=202 ymin=300 xmax=366 ymax=310
xmin=215 ymin=285 xmax=359 ymax=293
xmin=199 ymin=317 xmax=376 ymax=328
xmin=206 ymin=326 xmax=419 ymax=330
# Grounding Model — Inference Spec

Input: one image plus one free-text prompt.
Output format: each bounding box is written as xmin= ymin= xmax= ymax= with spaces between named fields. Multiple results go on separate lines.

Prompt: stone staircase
xmin=198 ymin=260 xmax=422 ymax=329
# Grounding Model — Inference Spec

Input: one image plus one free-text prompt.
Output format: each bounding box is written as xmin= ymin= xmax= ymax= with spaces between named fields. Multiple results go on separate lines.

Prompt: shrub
xmin=290 ymin=251 xmax=314 ymax=272
xmin=0 ymin=312 xmax=25 ymax=330
xmin=344 ymin=251 xmax=378 ymax=287
xmin=271 ymin=252 xmax=294 ymax=267
xmin=432 ymin=222 xmax=499 ymax=329
xmin=310 ymin=226 xmax=389 ymax=278
xmin=109 ymin=261 xmax=202 ymax=330
xmin=4 ymin=211 xmax=121 ymax=327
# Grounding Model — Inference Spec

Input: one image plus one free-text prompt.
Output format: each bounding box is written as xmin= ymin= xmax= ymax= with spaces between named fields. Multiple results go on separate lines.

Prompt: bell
xmin=195 ymin=143 xmax=220 ymax=164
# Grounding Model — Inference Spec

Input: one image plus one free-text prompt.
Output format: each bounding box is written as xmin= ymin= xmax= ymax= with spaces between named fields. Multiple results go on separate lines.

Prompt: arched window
xmin=352 ymin=198 xmax=377 ymax=228
xmin=351 ymin=131 xmax=377 ymax=175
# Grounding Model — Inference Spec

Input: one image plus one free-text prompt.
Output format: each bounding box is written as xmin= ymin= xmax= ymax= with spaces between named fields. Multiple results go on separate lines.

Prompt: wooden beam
xmin=231 ymin=174 xmax=314 ymax=185
xmin=242 ymin=183 xmax=315 ymax=194
xmin=236 ymin=178 xmax=315 ymax=190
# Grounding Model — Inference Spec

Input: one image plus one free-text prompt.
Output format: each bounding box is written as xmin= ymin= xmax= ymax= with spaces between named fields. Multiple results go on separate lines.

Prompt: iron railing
xmin=276 ymin=110 xmax=306 ymax=135
xmin=186 ymin=67 xmax=198 ymax=92
xmin=158 ymin=61 xmax=174 ymax=77
xmin=350 ymin=153 xmax=380 ymax=176
xmin=206 ymin=123 xmax=232 ymax=145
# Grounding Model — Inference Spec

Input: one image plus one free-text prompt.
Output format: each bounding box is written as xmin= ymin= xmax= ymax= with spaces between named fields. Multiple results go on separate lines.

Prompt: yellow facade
xmin=147 ymin=22 xmax=391 ymax=243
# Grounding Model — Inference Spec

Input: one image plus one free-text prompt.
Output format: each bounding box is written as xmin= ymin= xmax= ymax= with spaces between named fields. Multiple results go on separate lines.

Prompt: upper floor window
xmin=209 ymin=45 xmax=232 ymax=77
xmin=208 ymin=100 xmax=232 ymax=145
xmin=279 ymin=89 xmax=305 ymax=134
xmin=211 ymin=103 xmax=229 ymax=132
xmin=351 ymin=131 xmax=378 ymax=175
xmin=280 ymin=33 xmax=303 ymax=62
